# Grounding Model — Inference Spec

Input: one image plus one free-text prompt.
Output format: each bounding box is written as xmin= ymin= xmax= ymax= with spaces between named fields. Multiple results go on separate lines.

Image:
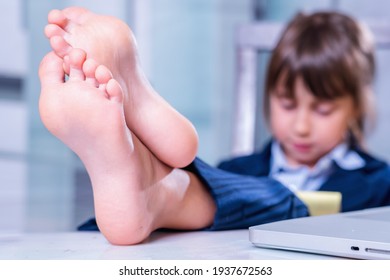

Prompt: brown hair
xmin=264 ymin=11 xmax=375 ymax=146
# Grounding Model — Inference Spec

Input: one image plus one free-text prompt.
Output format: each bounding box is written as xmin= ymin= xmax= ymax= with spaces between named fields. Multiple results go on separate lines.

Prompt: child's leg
xmin=44 ymin=7 xmax=198 ymax=168
xmin=39 ymin=49 xmax=215 ymax=245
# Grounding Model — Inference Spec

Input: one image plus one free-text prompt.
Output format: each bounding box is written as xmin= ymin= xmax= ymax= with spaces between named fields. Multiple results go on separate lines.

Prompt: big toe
xmin=39 ymin=52 xmax=65 ymax=87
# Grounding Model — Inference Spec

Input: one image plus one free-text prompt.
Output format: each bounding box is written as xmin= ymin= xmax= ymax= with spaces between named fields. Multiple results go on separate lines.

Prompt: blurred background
xmin=2 ymin=0 xmax=390 ymax=233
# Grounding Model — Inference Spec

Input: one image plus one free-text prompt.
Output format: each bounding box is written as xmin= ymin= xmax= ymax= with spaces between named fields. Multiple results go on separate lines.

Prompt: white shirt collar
xmin=270 ymin=140 xmax=365 ymax=176
xmin=269 ymin=141 xmax=365 ymax=191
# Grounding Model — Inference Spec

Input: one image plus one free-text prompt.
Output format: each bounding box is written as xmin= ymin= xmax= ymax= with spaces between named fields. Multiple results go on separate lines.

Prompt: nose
xmin=293 ymin=109 xmax=311 ymax=136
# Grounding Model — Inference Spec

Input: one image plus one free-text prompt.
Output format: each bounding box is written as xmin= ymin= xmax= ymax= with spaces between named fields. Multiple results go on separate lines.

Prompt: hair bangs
xmin=279 ymin=41 xmax=355 ymax=101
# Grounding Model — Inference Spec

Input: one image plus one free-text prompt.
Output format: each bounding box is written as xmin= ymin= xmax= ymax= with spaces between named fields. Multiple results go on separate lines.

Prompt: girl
xmin=218 ymin=11 xmax=390 ymax=212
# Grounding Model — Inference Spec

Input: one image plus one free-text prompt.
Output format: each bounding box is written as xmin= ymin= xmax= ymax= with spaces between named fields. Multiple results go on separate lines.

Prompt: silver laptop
xmin=249 ymin=206 xmax=390 ymax=259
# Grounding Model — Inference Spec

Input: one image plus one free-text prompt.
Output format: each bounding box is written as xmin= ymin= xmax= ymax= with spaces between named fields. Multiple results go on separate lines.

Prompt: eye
xmin=278 ymin=96 xmax=296 ymax=110
xmin=315 ymin=102 xmax=335 ymax=115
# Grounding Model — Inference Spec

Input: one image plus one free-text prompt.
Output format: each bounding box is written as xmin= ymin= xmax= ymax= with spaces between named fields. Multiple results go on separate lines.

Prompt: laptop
xmin=249 ymin=206 xmax=390 ymax=259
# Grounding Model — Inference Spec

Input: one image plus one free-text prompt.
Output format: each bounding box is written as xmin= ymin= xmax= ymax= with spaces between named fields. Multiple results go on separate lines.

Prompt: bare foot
xmin=45 ymin=7 xmax=198 ymax=168
xmin=38 ymin=49 xmax=214 ymax=245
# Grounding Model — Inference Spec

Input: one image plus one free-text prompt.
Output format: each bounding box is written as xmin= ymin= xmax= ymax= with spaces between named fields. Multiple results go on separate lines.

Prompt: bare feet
xmin=45 ymin=7 xmax=198 ymax=168
xmin=39 ymin=49 xmax=214 ymax=245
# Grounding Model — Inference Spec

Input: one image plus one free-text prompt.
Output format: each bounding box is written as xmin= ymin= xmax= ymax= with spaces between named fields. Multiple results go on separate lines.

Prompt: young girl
xmin=218 ymin=11 xmax=388 ymax=212
xmin=40 ymin=8 xmax=390 ymax=245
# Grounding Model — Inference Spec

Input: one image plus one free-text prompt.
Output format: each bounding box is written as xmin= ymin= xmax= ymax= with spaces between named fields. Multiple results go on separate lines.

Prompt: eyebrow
xmin=273 ymin=88 xmax=294 ymax=98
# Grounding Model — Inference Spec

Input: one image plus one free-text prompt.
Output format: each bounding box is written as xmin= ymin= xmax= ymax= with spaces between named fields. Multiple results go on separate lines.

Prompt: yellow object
xmin=296 ymin=191 xmax=342 ymax=216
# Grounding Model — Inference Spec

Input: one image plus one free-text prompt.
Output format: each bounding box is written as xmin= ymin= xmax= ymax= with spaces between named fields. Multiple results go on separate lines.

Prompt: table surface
xmin=0 ymin=229 xmax=341 ymax=260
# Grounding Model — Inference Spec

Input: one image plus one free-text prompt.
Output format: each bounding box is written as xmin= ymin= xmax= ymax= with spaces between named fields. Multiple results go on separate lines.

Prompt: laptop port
xmin=351 ymin=246 xmax=360 ymax=251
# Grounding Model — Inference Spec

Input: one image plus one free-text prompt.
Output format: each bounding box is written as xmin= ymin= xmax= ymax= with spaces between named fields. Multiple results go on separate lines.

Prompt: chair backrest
xmin=232 ymin=20 xmax=390 ymax=156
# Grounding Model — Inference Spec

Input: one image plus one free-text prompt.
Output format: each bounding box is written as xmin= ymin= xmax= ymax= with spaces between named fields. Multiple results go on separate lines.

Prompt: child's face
xmin=269 ymin=77 xmax=356 ymax=168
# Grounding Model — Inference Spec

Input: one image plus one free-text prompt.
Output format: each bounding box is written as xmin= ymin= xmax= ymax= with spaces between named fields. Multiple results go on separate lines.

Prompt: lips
xmin=292 ymin=143 xmax=312 ymax=153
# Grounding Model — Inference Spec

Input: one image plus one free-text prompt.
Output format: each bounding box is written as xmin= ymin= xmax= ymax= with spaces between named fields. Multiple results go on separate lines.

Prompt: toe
xmin=50 ymin=36 xmax=72 ymax=58
xmin=106 ymin=79 xmax=123 ymax=102
xmin=95 ymin=65 xmax=112 ymax=96
xmin=67 ymin=49 xmax=87 ymax=81
xmin=94 ymin=65 xmax=123 ymax=102
xmin=47 ymin=9 xmax=68 ymax=28
xmin=83 ymin=59 xmax=99 ymax=87
xmin=95 ymin=65 xmax=113 ymax=85
xmin=44 ymin=24 xmax=67 ymax=39
xmin=39 ymin=52 xmax=65 ymax=87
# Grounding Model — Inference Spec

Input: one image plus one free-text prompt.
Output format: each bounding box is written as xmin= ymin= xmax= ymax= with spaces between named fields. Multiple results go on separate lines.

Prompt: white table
xmin=0 ymin=230 xmax=340 ymax=260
